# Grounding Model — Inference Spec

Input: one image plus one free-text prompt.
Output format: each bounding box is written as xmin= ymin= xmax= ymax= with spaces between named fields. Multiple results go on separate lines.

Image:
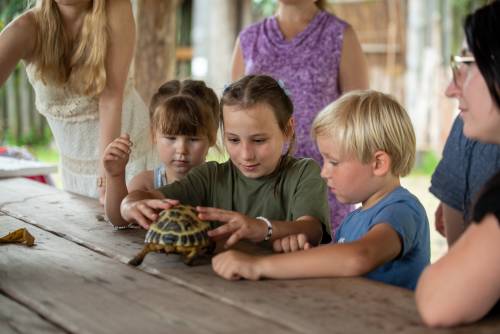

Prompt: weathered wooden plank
xmin=0 ymin=215 xmax=293 ymax=334
xmin=0 ymin=294 xmax=67 ymax=334
xmin=1 ymin=178 xmax=500 ymax=333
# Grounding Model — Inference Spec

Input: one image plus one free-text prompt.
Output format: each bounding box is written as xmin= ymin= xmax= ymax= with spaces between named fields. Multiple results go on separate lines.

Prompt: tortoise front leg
xmin=183 ymin=248 xmax=198 ymax=266
xmin=128 ymin=244 xmax=153 ymax=266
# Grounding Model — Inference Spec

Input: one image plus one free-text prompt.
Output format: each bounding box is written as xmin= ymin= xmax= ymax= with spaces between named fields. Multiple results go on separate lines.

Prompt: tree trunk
xmin=19 ymin=64 xmax=32 ymax=141
xmin=134 ymin=0 xmax=178 ymax=105
xmin=192 ymin=0 xmax=240 ymax=93
xmin=6 ymin=71 xmax=19 ymax=142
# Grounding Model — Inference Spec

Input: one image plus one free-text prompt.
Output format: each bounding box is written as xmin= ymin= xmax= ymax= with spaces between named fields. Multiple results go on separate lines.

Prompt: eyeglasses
xmin=450 ymin=55 xmax=475 ymax=87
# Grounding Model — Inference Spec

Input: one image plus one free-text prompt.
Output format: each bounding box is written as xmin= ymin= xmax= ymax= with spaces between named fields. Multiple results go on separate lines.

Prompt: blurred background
xmin=0 ymin=0 xmax=490 ymax=261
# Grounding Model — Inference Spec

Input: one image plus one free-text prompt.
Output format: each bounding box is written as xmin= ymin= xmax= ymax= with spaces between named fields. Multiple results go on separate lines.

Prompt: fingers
xmin=212 ymin=251 xmax=243 ymax=280
xmin=129 ymin=199 xmax=177 ymax=229
xmin=224 ymin=229 xmax=244 ymax=248
xmin=207 ymin=223 xmax=234 ymax=239
xmin=148 ymin=199 xmax=178 ymax=211
xmin=296 ymin=233 xmax=308 ymax=249
xmin=272 ymin=238 xmax=283 ymax=252
xmin=273 ymin=234 xmax=310 ymax=253
xmin=129 ymin=210 xmax=153 ymax=229
xmin=212 ymin=250 xmax=260 ymax=280
xmin=197 ymin=206 xmax=232 ymax=222
xmin=200 ymin=208 xmax=266 ymax=246
xmin=161 ymin=198 xmax=180 ymax=206
xmin=434 ymin=203 xmax=445 ymax=237
xmin=133 ymin=202 xmax=158 ymax=229
xmin=208 ymin=224 xmax=245 ymax=248
xmin=289 ymin=234 xmax=299 ymax=251
xmin=120 ymin=133 xmax=131 ymax=141
xmin=104 ymin=147 xmax=129 ymax=161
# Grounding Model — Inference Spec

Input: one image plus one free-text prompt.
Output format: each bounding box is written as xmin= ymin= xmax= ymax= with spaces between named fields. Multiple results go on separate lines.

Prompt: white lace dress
xmin=26 ymin=65 xmax=158 ymax=198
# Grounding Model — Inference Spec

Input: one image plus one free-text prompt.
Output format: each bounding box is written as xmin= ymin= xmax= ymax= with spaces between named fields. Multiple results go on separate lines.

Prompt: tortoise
xmin=128 ymin=205 xmax=215 ymax=266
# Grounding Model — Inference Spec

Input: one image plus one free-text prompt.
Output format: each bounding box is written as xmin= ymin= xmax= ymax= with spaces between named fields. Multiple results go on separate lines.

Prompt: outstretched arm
xmin=416 ymin=215 xmax=500 ymax=327
xmin=97 ymin=0 xmax=136 ymax=204
xmin=213 ymin=223 xmax=401 ymax=280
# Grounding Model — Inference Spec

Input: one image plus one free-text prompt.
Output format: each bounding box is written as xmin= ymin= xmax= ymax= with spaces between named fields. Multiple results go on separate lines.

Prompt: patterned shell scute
xmin=144 ymin=205 xmax=210 ymax=247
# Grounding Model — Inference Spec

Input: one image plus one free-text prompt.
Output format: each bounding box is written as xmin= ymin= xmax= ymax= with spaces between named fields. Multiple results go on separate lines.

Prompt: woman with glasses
xmin=416 ymin=1 xmax=500 ymax=327
xmin=429 ymin=53 xmax=500 ymax=246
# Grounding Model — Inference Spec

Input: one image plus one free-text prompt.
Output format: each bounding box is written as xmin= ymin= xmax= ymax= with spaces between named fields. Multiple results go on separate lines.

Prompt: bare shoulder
xmin=128 ymin=170 xmax=155 ymax=192
xmin=342 ymin=24 xmax=359 ymax=46
xmin=7 ymin=10 xmax=37 ymax=31
xmin=1 ymin=10 xmax=37 ymax=61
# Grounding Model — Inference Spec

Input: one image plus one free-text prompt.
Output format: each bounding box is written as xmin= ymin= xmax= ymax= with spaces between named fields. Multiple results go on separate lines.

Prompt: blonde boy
xmin=212 ymin=90 xmax=430 ymax=290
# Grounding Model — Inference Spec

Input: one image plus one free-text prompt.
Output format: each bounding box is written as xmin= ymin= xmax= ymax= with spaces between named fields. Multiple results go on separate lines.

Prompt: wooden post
xmin=5 ymin=71 xmax=19 ymax=142
xmin=134 ymin=0 xmax=179 ymax=105
xmin=0 ymin=88 xmax=5 ymax=141
xmin=18 ymin=64 xmax=32 ymax=141
xmin=192 ymin=0 xmax=239 ymax=92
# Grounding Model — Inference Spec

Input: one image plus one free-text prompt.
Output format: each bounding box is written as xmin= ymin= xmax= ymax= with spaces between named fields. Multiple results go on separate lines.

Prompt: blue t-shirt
xmin=430 ymin=116 xmax=500 ymax=222
xmin=335 ymin=187 xmax=430 ymax=290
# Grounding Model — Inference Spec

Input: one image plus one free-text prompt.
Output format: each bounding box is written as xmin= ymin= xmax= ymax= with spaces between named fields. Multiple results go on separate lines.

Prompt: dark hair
xmin=149 ymin=80 xmax=219 ymax=146
xmin=472 ymin=172 xmax=500 ymax=224
xmin=221 ymin=75 xmax=295 ymax=193
xmin=464 ymin=1 xmax=500 ymax=108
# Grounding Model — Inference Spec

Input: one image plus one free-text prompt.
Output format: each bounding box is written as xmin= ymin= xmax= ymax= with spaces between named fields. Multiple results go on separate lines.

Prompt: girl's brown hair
xmin=150 ymin=80 xmax=219 ymax=147
xmin=221 ymin=75 xmax=295 ymax=192
xmin=32 ymin=0 xmax=107 ymax=96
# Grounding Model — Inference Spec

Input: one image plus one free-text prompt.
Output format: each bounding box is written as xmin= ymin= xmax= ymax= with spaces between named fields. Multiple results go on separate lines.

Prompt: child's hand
xmin=212 ymin=250 xmax=262 ymax=280
xmin=198 ymin=207 xmax=267 ymax=248
xmin=103 ymin=134 xmax=132 ymax=177
xmin=434 ymin=202 xmax=445 ymax=237
xmin=273 ymin=233 xmax=311 ymax=253
xmin=121 ymin=198 xmax=179 ymax=229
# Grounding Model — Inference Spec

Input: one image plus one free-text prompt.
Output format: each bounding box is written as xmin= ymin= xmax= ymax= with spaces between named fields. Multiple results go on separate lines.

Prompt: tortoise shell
xmin=128 ymin=205 xmax=214 ymax=266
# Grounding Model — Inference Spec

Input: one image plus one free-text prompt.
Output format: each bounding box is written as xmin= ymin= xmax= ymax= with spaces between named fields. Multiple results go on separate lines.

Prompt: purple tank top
xmin=239 ymin=11 xmax=352 ymax=235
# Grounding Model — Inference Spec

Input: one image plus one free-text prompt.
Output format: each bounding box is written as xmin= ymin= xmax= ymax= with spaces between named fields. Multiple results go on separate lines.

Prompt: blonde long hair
xmin=32 ymin=0 xmax=107 ymax=96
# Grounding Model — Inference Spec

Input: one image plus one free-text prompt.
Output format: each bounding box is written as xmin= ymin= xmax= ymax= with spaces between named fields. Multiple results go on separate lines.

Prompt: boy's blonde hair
xmin=32 ymin=0 xmax=107 ymax=96
xmin=312 ymin=90 xmax=416 ymax=177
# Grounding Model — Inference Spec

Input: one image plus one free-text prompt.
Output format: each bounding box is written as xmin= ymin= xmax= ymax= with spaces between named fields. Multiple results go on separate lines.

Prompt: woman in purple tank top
xmin=232 ymin=0 xmax=368 ymax=236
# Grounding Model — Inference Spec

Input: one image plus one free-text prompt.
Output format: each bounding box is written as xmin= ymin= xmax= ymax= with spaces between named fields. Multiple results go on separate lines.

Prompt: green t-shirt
xmin=157 ymin=157 xmax=331 ymax=237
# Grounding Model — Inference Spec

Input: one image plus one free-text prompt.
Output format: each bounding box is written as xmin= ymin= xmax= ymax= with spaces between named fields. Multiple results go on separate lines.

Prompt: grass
xmin=411 ymin=150 xmax=440 ymax=176
xmin=27 ymin=143 xmax=59 ymax=164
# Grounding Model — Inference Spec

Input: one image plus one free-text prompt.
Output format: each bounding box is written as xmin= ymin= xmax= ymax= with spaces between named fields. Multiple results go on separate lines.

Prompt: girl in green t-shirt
xmin=120 ymin=75 xmax=330 ymax=251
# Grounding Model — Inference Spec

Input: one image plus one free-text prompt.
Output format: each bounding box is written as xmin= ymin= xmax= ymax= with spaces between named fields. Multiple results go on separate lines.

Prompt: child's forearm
xmin=271 ymin=219 xmax=323 ymax=246
xmin=105 ymin=175 xmax=129 ymax=226
xmin=257 ymin=242 xmax=377 ymax=279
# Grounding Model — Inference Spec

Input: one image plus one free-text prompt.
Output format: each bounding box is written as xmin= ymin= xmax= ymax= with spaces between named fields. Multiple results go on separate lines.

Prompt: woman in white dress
xmin=0 ymin=0 xmax=156 ymax=201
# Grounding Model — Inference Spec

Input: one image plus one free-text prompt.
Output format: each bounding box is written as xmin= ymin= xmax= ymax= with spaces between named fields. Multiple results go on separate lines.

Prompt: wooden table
xmin=0 ymin=156 xmax=57 ymax=178
xmin=1 ymin=178 xmax=499 ymax=334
